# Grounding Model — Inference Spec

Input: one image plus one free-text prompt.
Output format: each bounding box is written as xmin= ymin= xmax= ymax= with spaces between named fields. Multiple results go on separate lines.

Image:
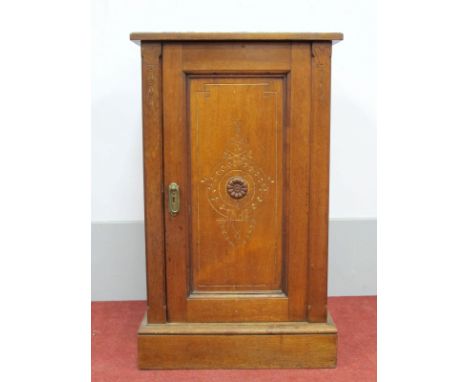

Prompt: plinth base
xmin=137 ymin=314 xmax=337 ymax=369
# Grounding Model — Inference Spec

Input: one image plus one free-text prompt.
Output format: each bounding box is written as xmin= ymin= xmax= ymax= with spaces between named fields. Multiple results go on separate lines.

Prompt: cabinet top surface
xmin=130 ymin=32 xmax=343 ymax=43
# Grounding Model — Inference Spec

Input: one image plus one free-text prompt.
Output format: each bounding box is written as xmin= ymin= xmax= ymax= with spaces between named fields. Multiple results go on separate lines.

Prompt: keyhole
xmin=168 ymin=182 xmax=179 ymax=216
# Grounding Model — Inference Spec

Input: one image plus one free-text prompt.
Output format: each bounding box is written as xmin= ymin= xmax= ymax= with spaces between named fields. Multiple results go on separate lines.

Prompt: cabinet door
xmin=163 ymin=42 xmax=312 ymax=322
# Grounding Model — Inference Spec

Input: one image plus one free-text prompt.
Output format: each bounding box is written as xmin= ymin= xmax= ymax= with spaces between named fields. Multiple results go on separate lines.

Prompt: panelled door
xmin=163 ymin=42 xmax=312 ymax=322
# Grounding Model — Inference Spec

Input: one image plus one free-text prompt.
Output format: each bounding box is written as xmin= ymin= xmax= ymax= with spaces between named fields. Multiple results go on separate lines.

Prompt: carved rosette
xmin=201 ymin=124 xmax=274 ymax=246
xmin=226 ymin=176 xmax=248 ymax=199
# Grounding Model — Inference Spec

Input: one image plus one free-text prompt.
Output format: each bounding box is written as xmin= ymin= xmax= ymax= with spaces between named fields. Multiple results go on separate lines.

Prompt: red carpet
xmin=92 ymin=296 xmax=376 ymax=381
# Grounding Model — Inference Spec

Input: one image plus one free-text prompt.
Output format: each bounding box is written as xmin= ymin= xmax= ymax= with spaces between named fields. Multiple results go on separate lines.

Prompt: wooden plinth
xmin=137 ymin=314 xmax=337 ymax=369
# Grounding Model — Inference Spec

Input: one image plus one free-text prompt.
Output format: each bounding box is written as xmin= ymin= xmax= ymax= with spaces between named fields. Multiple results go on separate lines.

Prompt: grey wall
xmin=91 ymin=219 xmax=376 ymax=301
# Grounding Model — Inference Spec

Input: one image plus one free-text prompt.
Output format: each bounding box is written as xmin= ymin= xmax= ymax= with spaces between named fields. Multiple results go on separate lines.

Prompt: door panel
xmin=189 ymin=76 xmax=284 ymax=293
xmin=163 ymin=43 xmax=311 ymax=322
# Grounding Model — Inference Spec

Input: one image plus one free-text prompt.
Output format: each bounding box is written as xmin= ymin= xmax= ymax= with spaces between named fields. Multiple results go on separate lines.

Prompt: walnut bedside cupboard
xmin=130 ymin=32 xmax=343 ymax=369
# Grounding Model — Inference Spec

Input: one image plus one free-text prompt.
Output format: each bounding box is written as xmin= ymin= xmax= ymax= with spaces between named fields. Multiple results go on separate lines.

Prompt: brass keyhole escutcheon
xmin=168 ymin=182 xmax=180 ymax=216
xmin=226 ymin=176 xmax=248 ymax=199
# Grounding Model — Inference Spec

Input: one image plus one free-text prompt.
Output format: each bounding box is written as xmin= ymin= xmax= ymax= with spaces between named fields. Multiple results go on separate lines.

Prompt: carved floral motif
xmin=201 ymin=123 xmax=274 ymax=246
xmin=226 ymin=176 xmax=248 ymax=199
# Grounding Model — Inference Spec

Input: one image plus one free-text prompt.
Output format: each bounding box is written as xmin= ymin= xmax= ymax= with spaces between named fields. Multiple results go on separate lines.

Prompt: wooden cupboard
xmin=130 ymin=32 xmax=343 ymax=369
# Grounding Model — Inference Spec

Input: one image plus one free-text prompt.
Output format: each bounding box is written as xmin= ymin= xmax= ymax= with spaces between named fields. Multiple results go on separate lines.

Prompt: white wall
xmin=92 ymin=219 xmax=376 ymax=300
xmin=92 ymin=0 xmax=376 ymax=222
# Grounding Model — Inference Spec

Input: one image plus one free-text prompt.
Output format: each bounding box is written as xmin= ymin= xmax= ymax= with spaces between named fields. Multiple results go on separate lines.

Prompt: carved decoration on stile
xmin=146 ymin=65 xmax=154 ymax=108
xmin=312 ymin=43 xmax=331 ymax=103
xmin=143 ymin=45 xmax=162 ymax=157
xmin=201 ymin=123 xmax=274 ymax=247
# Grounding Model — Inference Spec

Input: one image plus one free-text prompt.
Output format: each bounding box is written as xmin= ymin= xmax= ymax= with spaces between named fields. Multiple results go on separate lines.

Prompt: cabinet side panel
xmin=308 ymin=41 xmax=332 ymax=322
xmin=141 ymin=42 xmax=166 ymax=323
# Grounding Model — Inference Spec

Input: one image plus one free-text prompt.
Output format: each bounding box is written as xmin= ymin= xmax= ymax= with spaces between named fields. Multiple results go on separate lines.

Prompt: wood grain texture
xmin=162 ymin=43 xmax=189 ymax=322
xmin=162 ymin=42 xmax=319 ymax=323
xmin=139 ymin=334 xmax=336 ymax=369
xmin=162 ymin=45 xmax=291 ymax=322
xmin=286 ymin=43 xmax=312 ymax=321
xmin=138 ymin=312 xmax=337 ymax=369
xmin=308 ymin=41 xmax=332 ymax=322
xmin=135 ymin=35 xmax=341 ymax=368
xmin=186 ymin=296 xmax=289 ymax=322
xmin=141 ymin=42 xmax=166 ymax=323
xmin=130 ymin=32 xmax=343 ymax=42
xmin=182 ymin=42 xmax=291 ymax=72
xmin=189 ymin=76 xmax=284 ymax=293
xmin=138 ymin=312 xmax=337 ymax=334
